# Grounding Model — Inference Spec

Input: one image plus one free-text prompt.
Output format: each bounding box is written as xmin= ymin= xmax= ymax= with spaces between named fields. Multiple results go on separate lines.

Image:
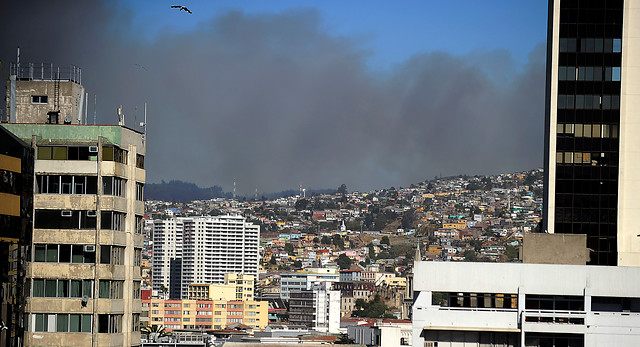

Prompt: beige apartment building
xmin=3 ymin=62 xmax=145 ymax=346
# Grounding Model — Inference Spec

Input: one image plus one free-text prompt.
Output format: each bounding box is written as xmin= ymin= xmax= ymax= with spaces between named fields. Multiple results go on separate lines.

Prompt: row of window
xmin=558 ymin=66 xmax=621 ymax=81
xmin=35 ymin=175 xmax=143 ymax=199
xmin=556 ymin=151 xmax=606 ymax=165
xmin=37 ymin=145 xmax=139 ymax=165
xmin=33 ymin=313 xmax=92 ymax=332
xmin=32 ymin=279 xmax=93 ymax=298
xmin=433 ymin=292 xmax=518 ymax=309
xmin=34 ymin=209 xmax=126 ymax=231
xmin=557 ymin=94 xmax=620 ymax=110
xmin=33 ymin=244 xmax=126 ymax=265
xmin=559 ymin=38 xmax=621 ymax=53
xmin=556 ymin=123 xmax=618 ymax=138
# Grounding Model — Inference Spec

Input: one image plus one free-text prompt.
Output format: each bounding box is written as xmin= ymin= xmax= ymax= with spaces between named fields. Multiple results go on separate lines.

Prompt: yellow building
xmin=145 ymin=298 xmax=267 ymax=331
xmin=187 ymin=273 xmax=254 ymax=301
xmin=443 ymin=221 xmax=468 ymax=230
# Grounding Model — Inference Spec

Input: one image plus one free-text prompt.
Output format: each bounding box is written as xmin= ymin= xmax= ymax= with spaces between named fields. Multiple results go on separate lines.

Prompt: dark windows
xmin=35 ymin=209 xmax=97 ymax=229
xmin=136 ymin=182 xmax=144 ymax=201
xmin=37 ymin=146 xmax=95 ymax=160
xmin=98 ymin=280 xmax=124 ymax=299
xmin=98 ymin=314 xmax=122 ymax=333
xmin=136 ymin=154 xmax=145 ymax=169
xmin=525 ymin=294 xmax=584 ymax=311
xmin=32 ymin=279 xmax=93 ymax=298
xmin=31 ymin=95 xmax=48 ymax=104
xmin=99 ymin=245 xmax=125 ymax=265
xmin=33 ymin=244 xmax=95 ymax=264
xmin=102 ymin=146 xmax=127 ymax=164
xmin=33 ymin=314 xmax=92 ymax=333
xmin=103 ymin=177 xmax=126 ymax=196
xmin=101 ymin=211 xmax=125 ymax=231
xmin=36 ymin=175 xmax=97 ymax=194
xmin=432 ymin=292 xmax=517 ymax=309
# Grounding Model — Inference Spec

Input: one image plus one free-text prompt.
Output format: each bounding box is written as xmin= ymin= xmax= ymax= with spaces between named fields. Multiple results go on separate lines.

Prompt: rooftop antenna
xmin=93 ymin=95 xmax=97 ymax=125
xmin=255 ymin=187 xmax=258 ymax=200
xmin=140 ymin=103 xmax=147 ymax=142
xmin=83 ymin=92 xmax=88 ymax=124
xmin=117 ymin=105 xmax=125 ymax=126
xmin=233 ymin=178 xmax=236 ymax=199
xmin=16 ymin=46 xmax=19 ymax=73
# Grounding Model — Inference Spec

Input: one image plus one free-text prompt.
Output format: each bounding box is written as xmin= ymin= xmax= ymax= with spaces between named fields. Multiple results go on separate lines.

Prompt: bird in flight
xmin=171 ymin=5 xmax=192 ymax=14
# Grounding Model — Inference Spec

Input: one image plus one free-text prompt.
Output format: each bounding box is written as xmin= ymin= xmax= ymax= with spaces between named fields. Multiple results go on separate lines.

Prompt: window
xmin=35 ymin=210 xmax=97 ymax=230
xmin=102 ymin=146 xmax=127 ymax=164
xmin=101 ymin=211 xmax=125 ymax=231
xmin=100 ymin=245 xmax=125 ymax=265
xmin=37 ymin=146 xmax=95 ymax=160
xmin=103 ymin=177 xmax=126 ymax=197
xmin=33 ymin=244 xmax=95 ymax=264
xmin=36 ymin=175 xmax=98 ymax=194
xmin=132 ymin=314 xmax=140 ymax=332
xmin=135 ymin=216 xmax=144 ymax=234
xmin=99 ymin=280 xmax=124 ymax=299
xmin=136 ymin=154 xmax=145 ymax=169
xmin=136 ymin=182 xmax=144 ymax=201
xmin=98 ymin=314 xmax=122 ymax=333
xmin=133 ymin=281 xmax=141 ymax=299
xmin=31 ymin=95 xmax=48 ymax=104
xmin=33 ymin=314 xmax=91 ymax=333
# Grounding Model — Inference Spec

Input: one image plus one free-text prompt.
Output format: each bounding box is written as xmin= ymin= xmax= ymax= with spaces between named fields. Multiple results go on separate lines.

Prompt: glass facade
xmin=554 ymin=0 xmax=624 ymax=265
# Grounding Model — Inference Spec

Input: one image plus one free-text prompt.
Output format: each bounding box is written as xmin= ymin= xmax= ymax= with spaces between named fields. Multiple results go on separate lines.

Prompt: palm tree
xmin=141 ymin=324 xmax=170 ymax=342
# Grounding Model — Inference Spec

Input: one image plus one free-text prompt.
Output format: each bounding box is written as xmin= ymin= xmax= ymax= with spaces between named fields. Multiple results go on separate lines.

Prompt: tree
xmin=337 ymin=253 xmax=352 ymax=270
xmin=335 ymin=333 xmax=356 ymax=344
xmin=352 ymin=295 xmax=392 ymax=318
xmin=269 ymin=256 xmax=277 ymax=265
xmin=294 ymin=198 xmax=310 ymax=210
xmin=321 ymin=235 xmax=331 ymax=244
xmin=337 ymin=184 xmax=347 ymax=195
xmin=141 ymin=325 xmax=170 ymax=342
xmin=463 ymin=249 xmax=477 ymax=262
xmin=505 ymin=245 xmax=519 ymax=261
xmin=332 ymin=234 xmax=345 ymax=249
xmin=293 ymin=260 xmax=303 ymax=268
xmin=284 ymin=243 xmax=295 ymax=255
xmin=313 ymin=237 xmax=320 ymax=243
xmin=401 ymin=208 xmax=416 ymax=229
xmin=381 ymin=236 xmax=390 ymax=245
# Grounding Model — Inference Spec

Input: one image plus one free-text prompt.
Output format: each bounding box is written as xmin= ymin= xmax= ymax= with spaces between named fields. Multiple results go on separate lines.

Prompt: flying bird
xmin=171 ymin=5 xmax=192 ymax=14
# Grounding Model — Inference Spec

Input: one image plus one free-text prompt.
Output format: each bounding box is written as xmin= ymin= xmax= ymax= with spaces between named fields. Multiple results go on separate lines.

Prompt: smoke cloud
xmin=0 ymin=1 xmax=545 ymax=194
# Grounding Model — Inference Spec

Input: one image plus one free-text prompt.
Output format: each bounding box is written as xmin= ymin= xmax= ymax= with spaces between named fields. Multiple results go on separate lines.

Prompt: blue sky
xmin=120 ymin=0 xmax=547 ymax=70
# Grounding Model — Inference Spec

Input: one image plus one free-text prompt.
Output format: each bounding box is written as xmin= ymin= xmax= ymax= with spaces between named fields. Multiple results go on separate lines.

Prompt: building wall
xmin=544 ymin=0 xmax=640 ymax=266
xmin=7 ymin=79 xmax=85 ymax=124
xmin=412 ymin=262 xmax=640 ymax=347
xmin=152 ymin=216 xmax=260 ymax=299
xmin=2 ymin=124 xmax=145 ymax=347
xmin=617 ymin=0 xmax=640 ymax=266
xmin=144 ymin=298 xmax=267 ymax=331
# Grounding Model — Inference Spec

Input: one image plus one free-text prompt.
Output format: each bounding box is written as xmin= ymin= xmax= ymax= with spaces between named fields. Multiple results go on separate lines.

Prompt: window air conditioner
xmin=84 ymin=245 xmax=96 ymax=252
xmin=87 ymin=210 xmax=97 ymax=217
xmin=89 ymin=146 xmax=99 ymax=153
xmin=61 ymin=210 xmax=73 ymax=217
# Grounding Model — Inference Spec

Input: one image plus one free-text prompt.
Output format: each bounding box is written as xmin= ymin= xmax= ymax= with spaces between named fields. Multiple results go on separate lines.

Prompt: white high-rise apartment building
xmin=152 ymin=215 xmax=260 ymax=299
xmin=152 ymin=219 xmax=183 ymax=299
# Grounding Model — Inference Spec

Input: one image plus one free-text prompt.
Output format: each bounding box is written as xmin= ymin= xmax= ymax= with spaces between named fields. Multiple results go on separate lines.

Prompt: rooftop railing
xmin=10 ymin=62 xmax=81 ymax=84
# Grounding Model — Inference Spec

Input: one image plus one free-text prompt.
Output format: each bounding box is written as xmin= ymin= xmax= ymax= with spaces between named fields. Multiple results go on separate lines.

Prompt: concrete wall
xmin=522 ymin=233 xmax=588 ymax=265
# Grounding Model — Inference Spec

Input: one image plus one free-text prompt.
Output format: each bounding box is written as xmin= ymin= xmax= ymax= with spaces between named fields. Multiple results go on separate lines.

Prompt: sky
xmin=0 ymin=0 xmax=548 ymax=195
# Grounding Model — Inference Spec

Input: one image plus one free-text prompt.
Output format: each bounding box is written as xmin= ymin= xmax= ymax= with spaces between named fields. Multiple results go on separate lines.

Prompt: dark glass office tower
xmin=543 ymin=0 xmax=640 ymax=266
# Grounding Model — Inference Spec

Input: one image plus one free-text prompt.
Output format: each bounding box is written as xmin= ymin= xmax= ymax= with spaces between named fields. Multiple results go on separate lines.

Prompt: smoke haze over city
xmin=0 ymin=0 xmax=547 ymax=194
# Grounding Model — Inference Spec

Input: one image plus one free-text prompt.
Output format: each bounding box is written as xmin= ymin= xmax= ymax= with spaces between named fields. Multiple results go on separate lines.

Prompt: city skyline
xmin=1 ymin=1 xmax=547 ymax=195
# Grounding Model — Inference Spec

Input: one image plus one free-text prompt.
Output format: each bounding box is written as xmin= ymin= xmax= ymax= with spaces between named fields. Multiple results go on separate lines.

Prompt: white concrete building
xmin=152 ymin=219 xmax=183 ymax=299
xmin=412 ymin=262 xmax=640 ymax=347
xmin=289 ymin=282 xmax=341 ymax=334
xmin=279 ymin=270 xmax=339 ymax=300
xmin=152 ymin=215 xmax=259 ymax=299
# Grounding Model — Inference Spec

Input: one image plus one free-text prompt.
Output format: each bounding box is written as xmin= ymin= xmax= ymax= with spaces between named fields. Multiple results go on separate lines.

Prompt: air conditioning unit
xmin=84 ymin=245 xmax=96 ymax=252
xmin=61 ymin=210 xmax=73 ymax=217
xmin=87 ymin=210 xmax=97 ymax=217
xmin=89 ymin=146 xmax=99 ymax=153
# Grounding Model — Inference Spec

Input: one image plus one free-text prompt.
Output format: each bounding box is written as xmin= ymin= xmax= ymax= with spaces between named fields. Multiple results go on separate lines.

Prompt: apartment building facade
xmin=152 ymin=216 xmax=260 ymax=299
xmin=3 ymin=62 xmax=146 ymax=346
xmin=145 ymin=298 xmax=268 ymax=331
